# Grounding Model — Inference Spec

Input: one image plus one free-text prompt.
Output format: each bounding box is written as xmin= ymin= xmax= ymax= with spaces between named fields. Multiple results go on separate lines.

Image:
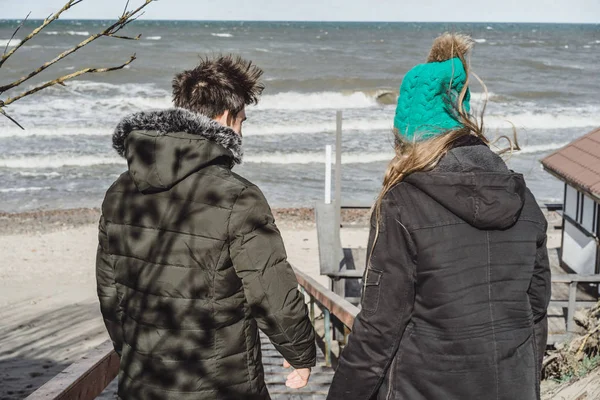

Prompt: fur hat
xmin=394 ymin=33 xmax=474 ymax=141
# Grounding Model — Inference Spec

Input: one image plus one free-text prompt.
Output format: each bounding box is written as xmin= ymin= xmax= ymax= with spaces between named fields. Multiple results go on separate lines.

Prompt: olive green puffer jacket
xmin=96 ymin=108 xmax=316 ymax=400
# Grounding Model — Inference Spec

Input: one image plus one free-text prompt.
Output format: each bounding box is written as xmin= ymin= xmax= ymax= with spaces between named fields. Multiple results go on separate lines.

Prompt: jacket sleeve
xmin=96 ymin=215 xmax=124 ymax=355
xmin=327 ymin=191 xmax=417 ymax=400
xmin=528 ymin=228 xmax=551 ymax=372
xmin=229 ymin=185 xmax=316 ymax=369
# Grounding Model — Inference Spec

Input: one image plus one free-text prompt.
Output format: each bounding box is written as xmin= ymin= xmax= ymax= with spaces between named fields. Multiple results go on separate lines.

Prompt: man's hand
xmin=283 ymin=360 xmax=311 ymax=389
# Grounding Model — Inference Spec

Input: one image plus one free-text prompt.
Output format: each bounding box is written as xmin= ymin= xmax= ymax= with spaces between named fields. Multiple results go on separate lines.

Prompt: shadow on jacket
xmin=327 ymin=137 xmax=551 ymax=400
xmin=96 ymin=108 xmax=316 ymax=400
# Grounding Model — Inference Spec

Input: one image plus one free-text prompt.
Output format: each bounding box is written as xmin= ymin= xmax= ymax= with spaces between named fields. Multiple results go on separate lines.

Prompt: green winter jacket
xmin=96 ymin=108 xmax=316 ymax=400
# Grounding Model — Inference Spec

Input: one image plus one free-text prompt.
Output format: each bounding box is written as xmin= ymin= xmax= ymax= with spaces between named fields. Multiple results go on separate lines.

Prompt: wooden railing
xmin=25 ymin=270 xmax=600 ymax=400
xmin=25 ymin=268 xmax=356 ymax=400
xmin=549 ymin=274 xmax=600 ymax=334
xmin=295 ymin=269 xmax=359 ymax=366
xmin=25 ymin=341 xmax=119 ymax=400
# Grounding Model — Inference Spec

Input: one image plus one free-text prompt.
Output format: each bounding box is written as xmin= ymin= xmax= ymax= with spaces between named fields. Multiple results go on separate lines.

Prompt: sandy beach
xmin=0 ymin=207 xmax=369 ymax=399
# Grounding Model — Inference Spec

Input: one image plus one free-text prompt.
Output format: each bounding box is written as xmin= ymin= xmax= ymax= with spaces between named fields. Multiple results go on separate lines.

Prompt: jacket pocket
xmin=361 ymin=267 xmax=383 ymax=314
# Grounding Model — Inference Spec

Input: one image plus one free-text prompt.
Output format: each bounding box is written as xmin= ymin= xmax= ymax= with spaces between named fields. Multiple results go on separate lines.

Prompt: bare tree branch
xmin=122 ymin=0 xmax=131 ymax=19
xmin=0 ymin=0 xmax=154 ymax=94
xmin=2 ymin=55 xmax=136 ymax=108
xmin=3 ymin=12 xmax=31 ymax=56
xmin=0 ymin=107 xmax=25 ymax=130
xmin=0 ymin=0 xmax=85 ymax=69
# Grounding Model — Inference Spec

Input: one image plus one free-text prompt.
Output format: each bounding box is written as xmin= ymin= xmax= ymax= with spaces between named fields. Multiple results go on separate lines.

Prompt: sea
xmin=0 ymin=20 xmax=599 ymax=212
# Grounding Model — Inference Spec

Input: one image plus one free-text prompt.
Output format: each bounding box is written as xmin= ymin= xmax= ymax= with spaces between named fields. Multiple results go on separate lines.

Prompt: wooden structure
xmin=542 ymin=127 xmax=600 ymax=275
xmin=25 ymin=269 xmax=356 ymax=400
xmin=23 ymin=264 xmax=600 ymax=399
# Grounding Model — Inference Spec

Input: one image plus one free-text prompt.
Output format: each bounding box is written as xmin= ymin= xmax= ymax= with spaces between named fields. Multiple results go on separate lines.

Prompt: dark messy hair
xmin=172 ymin=55 xmax=264 ymax=119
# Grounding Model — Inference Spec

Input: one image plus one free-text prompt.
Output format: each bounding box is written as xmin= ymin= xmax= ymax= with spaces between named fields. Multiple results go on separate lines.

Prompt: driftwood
xmin=543 ymin=301 xmax=600 ymax=381
xmin=0 ymin=0 xmax=155 ymax=129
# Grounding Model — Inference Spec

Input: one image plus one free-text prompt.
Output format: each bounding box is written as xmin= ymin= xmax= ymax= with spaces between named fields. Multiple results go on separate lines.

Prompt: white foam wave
xmin=0 ymin=39 xmax=21 ymax=47
xmin=474 ymin=38 xmax=487 ymax=43
xmin=52 ymin=80 xmax=169 ymax=97
xmin=211 ymin=33 xmax=233 ymax=38
xmin=255 ymin=48 xmax=270 ymax=52
xmin=470 ymin=92 xmax=496 ymax=102
xmin=244 ymin=119 xmax=392 ymax=136
xmin=0 ymin=186 xmax=52 ymax=193
xmin=45 ymin=31 xmax=90 ymax=36
xmin=245 ymin=152 xmax=392 ymax=165
xmin=0 ymin=156 xmax=124 ymax=169
xmin=146 ymin=36 xmax=162 ymax=40
xmin=486 ymin=109 xmax=600 ymax=130
xmin=0 ymin=127 xmax=111 ymax=138
xmin=18 ymin=171 xmax=62 ymax=178
xmin=517 ymin=142 xmax=570 ymax=154
xmin=257 ymin=91 xmax=378 ymax=110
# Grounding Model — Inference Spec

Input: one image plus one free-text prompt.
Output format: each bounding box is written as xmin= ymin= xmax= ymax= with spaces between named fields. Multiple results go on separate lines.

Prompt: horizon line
xmin=0 ymin=18 xmax=598 ymax=25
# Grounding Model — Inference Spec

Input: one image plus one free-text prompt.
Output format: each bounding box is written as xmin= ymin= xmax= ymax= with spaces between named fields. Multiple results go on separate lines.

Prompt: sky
xmin=1 ymin=0 xmax=599 ymax=23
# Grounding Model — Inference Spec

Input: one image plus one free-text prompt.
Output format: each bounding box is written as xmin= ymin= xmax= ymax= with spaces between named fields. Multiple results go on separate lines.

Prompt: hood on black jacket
xmin=404 ymin=137 xmax=526 ymax=230
xmin=112 ymin=108 xmax=242 ymax=194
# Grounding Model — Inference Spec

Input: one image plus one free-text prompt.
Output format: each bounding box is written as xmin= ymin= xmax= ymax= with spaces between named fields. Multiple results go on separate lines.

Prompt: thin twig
xmin=1 ymin=55 xmax=136 ymax=107
xmin=122 ymin=0 xmax=131 ymax=18
xmin=3 ymin=12 xmax=31 ymax=56
xmin=0 ymin=107 xmax=25 ymax=130
xmin=0 ymin=0 xmax=84 ymax=69
xmin=0 ymin=0 xmax=153 ymax=94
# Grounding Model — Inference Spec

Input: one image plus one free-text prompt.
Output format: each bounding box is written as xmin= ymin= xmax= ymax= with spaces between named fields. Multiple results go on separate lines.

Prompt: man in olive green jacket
xmin=96 ymin=55 xmax=316 ymax=400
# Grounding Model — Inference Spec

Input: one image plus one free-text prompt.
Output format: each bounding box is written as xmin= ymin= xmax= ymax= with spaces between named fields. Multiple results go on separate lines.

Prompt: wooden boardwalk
xmin=97 ymin=334 xmax=335 ymax=399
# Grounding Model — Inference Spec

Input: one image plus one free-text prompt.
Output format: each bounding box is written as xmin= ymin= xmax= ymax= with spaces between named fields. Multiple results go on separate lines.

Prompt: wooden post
xmin=325 ymin=145 xmax=332 ymax=204
xmin=324 ymin=307 xmax=332 ymax=367
xmin=567 ymin=281 xmax=577 ymax=332
xmin=333 ymin=111 xmax=344 ymax=298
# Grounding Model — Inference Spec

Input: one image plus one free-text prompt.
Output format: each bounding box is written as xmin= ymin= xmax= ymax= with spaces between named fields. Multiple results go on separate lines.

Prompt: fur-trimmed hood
xmin=113 ymin=108 xmax=242 ymax=163
xmin=112 ymin=108 xmax=243 ymax=194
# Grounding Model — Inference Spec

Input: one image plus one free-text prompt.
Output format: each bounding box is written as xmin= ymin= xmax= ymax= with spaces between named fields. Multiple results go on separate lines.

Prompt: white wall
xmin=582 ymin=194 xmax=596 ymax=234
xmin=562 ymin=219 xmax=598 ymax=275
xmin=565 ymin=185 xmax=578 ymax=220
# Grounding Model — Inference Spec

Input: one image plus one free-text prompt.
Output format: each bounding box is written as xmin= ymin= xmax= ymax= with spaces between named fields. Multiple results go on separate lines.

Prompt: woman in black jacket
xmin=327 ymin=33 xmax=550 ymax=400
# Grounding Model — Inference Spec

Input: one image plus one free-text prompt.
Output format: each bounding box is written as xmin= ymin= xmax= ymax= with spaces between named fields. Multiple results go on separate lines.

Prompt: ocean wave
xmin=517 ymin=142 xmax=570 ymax=154
xmin=245 ymin=152 xmax=392 ymax=165
xmin=257 ymin=91 xmax=379 ymax=110
xmin=0 ymin=186 xmax=52 ymax=193
xmin=244 ymin=119 xmax=392 ymax=136
xmin=45 ymin=31 xmax=90 ymax=36
xmin=146 ymin=36 xmax=162 ymax=40
xmin=474 ymin=38 xmax=487 ymax=43
xmin=522 ymin=59 xmax=585 ymax=72
xmin=486 ymin=108 xmax=600 ymax=130
xmin=0 ymin=127 xmax=111 ymax=138
xmin=0 ymin=39 xmax=21 ymax=47
xmin=211 ymin=33 xmax=233 ymax=38
xmin=49 ymin=80 xmax=170 ymax=97
xmin=0 ymin=155 xmax=124 ymax=169
xmin=17 ymin=171 xmax=62 ymax=178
